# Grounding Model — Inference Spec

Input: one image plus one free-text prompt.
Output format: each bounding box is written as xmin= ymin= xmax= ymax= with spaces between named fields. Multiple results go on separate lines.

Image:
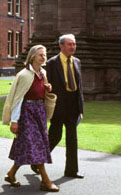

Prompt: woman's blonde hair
xmin=25 ymin=45 xmax=47 ymax=66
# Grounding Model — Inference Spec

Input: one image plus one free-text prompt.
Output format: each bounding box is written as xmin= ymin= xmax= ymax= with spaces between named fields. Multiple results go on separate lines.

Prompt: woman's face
xmin=33 ymin=48 xmax=46 ymax=66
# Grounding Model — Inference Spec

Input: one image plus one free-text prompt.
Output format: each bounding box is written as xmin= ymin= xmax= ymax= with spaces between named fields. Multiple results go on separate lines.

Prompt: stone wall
xmin=15 ymin=0 xmax=121 ymax=100
xmin=57 ymin=0 xmax=87 ymax=34
xmin=33 ymin=0 xmax=58 ymax=38
xmin=94 ymin=0 xmax=121 ymax=36
xmin=82 ymin=67 xmax=121 ymax=101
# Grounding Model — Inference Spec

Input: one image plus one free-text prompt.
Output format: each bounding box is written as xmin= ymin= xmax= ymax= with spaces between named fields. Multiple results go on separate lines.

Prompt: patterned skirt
xmin=9 ymin=101 xmax=52 ymax=166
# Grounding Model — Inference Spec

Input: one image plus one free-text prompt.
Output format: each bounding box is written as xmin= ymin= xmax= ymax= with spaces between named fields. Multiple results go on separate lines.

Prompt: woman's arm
xmin=10 ymin=98 xmax=23 ymax=134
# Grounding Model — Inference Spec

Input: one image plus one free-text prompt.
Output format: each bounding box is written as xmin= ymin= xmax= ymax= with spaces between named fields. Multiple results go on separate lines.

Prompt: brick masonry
xmin=0 ymin=0 xmax=34 ymax=69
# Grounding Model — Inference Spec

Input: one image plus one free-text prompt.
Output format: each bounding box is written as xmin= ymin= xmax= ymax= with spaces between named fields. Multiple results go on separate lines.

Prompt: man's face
xmin=60 ymin=38 xmax=76 ymax=57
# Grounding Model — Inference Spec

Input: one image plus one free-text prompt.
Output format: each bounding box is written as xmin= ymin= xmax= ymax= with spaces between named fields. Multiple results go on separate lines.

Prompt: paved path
xmin=0 ymin=138 xmax=121 ymax=195
xmin=1 ymin=76 xmax=121 ymax=194
xmin=0 ymin=76 xmax=15 ymax=80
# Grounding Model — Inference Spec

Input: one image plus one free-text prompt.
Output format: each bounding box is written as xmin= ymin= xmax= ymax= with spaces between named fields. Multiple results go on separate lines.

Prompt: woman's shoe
xmin=40 ymin=181 xmax=59 ymax=192
xmin=4 ymin=174 xmax=21 ymax=187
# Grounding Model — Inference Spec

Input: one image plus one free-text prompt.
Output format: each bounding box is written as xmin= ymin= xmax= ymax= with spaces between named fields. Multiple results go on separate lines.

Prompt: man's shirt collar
xmin=60 ymin=52 xmax=73 ymax=63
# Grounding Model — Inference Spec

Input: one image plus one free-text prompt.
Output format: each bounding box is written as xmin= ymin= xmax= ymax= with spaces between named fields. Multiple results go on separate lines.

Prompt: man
xmin=31 ymin=34 xmax=84 ymax=178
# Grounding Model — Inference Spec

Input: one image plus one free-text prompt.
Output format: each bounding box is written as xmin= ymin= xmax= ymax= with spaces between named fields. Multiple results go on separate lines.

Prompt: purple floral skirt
xmin=9 ymin=101 xmax=52 ymax=166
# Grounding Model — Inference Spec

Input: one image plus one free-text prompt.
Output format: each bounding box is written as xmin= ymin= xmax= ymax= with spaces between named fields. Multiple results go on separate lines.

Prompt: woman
xmin=2 ymin=45 xmax=59 ymax=192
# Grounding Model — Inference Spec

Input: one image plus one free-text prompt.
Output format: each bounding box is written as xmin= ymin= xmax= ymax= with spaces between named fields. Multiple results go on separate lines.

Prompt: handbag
xmin=42 ymin=71 xmax=57 ymax=120
xmin=44 ymin=91 xmax=57 ymax=120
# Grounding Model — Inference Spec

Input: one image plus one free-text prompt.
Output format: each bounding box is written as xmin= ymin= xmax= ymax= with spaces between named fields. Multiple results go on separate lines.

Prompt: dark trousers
xmin=48 ymin=91 xmax=79 ymax=175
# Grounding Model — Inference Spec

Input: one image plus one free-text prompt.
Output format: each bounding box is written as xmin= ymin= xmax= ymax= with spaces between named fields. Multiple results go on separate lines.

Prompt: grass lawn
xmin=0 ymin=80 xmax=13 ymax=96
xmin=0 ymin=95 xmax=121 ymax=155
xmin=58 ymin=101 xmax=121 ymax=155
xmin=76 ymin=101 xmax=121 ymax=155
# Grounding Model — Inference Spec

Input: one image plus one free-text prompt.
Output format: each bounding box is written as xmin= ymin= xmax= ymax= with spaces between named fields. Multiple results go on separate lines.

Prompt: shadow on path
xmin=82 ymin=145 xmax=121 ymax=162
xmin=0 ymin=174 xmax=74 ymax=195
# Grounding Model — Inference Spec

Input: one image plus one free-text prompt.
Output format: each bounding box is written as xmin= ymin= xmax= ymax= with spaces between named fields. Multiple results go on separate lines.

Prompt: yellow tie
xmin=67 ymin=57 xmax=75 ymax=90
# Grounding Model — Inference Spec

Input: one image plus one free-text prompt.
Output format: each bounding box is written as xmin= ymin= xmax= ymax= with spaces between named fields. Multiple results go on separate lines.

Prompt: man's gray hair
xmin=58 ymin=34 xmax=76 ymax=45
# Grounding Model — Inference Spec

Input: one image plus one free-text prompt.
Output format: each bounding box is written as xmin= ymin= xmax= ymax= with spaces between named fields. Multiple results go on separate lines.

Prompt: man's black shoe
xmin=31 ymin=165 xmax=40 ymax=174
xmin=64 ymin=173 xmax=84 ymax=179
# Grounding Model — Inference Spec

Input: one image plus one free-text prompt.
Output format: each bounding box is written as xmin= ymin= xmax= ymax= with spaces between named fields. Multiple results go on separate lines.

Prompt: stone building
xmin=16 ymin=0 xmax=121 ymax=100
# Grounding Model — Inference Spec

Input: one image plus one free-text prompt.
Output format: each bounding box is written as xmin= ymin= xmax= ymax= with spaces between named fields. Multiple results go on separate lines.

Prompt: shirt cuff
xmin=11 ymin=98 xmax=24 ymax=122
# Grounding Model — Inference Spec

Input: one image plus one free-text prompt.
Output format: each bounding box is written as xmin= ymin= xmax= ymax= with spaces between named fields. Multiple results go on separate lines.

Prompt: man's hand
xmin=10 ymin=122 xmax=19 ymax=134
xmin=81 ymin=114 xmax=83 ymax=119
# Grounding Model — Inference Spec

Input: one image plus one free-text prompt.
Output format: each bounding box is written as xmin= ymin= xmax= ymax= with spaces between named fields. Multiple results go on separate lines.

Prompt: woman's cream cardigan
xmin=2 ymin=67 xmax=47 ymax=125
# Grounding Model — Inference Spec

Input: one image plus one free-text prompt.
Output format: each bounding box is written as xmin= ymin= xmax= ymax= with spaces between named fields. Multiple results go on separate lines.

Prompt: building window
xmin=8 ymin=0 xmax=13 ymax=15
xmin=16 ymin=32 xmax=20 ymax=57
xmin=16 ymin=0 xmax=21 ymax=16
xmin=31 ymin=0 xmax=34 ymax=19
xmin=8 ymin=30 xmax=13 ymax=57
